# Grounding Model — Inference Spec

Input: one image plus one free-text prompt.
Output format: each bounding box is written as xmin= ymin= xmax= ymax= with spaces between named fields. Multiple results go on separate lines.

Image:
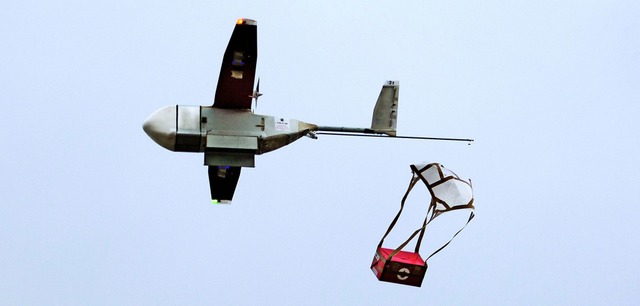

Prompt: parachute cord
xmin=376 ymin=176 xmax=419 ymax=250
xmin=414 ymin=199 xmax=436 ymax=253
xmin=426 ymin=211 xmax=475 ymax=262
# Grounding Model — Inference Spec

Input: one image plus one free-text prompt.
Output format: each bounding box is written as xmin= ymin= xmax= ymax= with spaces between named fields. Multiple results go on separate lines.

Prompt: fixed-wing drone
xmin=143 ymin=18 xmax=472 ymax=203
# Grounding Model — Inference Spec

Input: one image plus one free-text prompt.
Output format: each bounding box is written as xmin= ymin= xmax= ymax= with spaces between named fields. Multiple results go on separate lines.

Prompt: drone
xmin=143 ymin=18 xmax=472 ymax=203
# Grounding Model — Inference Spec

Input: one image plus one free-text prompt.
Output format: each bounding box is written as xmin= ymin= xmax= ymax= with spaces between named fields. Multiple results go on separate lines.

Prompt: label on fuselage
xmin=275 ymin=118 xmax=290 ymax=131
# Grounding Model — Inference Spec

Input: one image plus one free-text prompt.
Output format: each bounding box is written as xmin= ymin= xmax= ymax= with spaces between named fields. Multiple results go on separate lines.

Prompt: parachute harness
xmin=374 ymin=163 xmax=475 ymax=268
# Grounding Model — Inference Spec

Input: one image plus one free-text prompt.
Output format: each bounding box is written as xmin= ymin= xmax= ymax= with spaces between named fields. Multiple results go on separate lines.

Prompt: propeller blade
xmin=251 ymin=77 xmax=263 ymax=110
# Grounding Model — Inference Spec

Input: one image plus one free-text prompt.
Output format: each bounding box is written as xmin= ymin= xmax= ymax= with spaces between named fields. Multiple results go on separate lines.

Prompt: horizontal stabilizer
xmin=370 ymin=81 xmax=399 ymax=136
xmin=208 ymin=166 xmax=241 ymax=204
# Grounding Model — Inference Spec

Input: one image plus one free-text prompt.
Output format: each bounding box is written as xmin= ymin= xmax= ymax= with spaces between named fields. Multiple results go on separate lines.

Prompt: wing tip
xmin=211 ymin=199 xmax=232 ymax=205
xmin=236 ymin=18 xmax=257 ymax=26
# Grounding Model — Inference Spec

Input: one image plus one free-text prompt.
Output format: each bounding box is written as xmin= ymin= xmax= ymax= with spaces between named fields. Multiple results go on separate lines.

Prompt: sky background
xmin=2 ymin=0 xmax=639 ymax=305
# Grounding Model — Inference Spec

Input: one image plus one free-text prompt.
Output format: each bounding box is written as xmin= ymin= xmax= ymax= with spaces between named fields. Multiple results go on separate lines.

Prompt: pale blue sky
xmin=1 ymin=1 xmax=639 ymax=305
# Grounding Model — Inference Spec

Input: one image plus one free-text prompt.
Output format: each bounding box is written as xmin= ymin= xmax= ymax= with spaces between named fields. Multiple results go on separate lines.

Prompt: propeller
xmin=250 ymin=78 xmax=263 ymax=110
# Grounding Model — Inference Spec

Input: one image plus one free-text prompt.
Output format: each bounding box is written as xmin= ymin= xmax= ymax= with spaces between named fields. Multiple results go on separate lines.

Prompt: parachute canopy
xmin=411 ymin=162 xmax=474 ymax=218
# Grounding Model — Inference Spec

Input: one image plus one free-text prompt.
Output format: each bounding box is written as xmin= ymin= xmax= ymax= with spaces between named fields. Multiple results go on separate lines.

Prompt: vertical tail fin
xmin=370 ymin=81 xmax=399 ymax=136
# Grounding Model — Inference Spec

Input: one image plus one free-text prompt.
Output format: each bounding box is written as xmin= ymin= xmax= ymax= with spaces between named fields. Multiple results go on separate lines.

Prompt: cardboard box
xmin=371 ymin=247 xmax=427 ymax=287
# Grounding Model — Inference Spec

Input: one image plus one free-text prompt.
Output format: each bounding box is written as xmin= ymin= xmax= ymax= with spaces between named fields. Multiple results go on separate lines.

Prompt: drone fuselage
xmin=143 ymin=105 xmax=317 ymax=167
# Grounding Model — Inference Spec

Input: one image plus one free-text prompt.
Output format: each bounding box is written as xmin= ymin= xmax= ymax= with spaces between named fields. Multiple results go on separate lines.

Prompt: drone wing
xmin=213 ymin=19 xmax=257 ymax=110
xmin=208 ymin=166 xmax=241 ymax=204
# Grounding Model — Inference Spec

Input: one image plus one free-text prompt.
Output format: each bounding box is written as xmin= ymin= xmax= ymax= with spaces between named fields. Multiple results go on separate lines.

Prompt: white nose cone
xmin=143 ymin=106 xmax=176 ymax=151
